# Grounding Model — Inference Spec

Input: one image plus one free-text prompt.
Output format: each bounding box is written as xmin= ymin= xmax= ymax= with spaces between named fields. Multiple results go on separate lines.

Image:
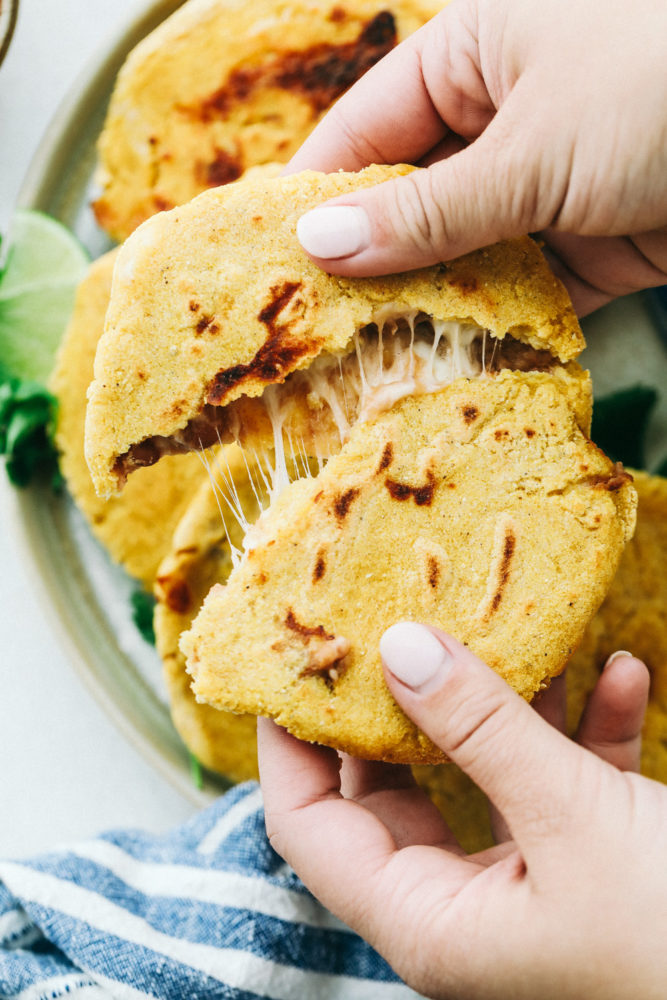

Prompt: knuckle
xmin=264 ymin=816 xmax=286 ymax=858
xmin=470 ymin=108 xmax=557 ymax=236
xmin=263 ymin=805 xmax=298 ymax=864
xmin=388 ymin=170 xmax=449 ymax=255
xmin=444 ymin=689 xmax=513 ymax=760
xmin=326 ymin=103 xmax=387 ymax=166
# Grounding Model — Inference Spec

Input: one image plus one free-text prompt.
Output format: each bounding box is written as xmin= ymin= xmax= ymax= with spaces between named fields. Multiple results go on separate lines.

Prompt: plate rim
xmin=11 ymin=0 xmax=220 ymax=808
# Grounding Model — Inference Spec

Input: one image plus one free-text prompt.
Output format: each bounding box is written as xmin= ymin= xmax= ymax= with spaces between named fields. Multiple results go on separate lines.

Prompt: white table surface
xmin=0 ymin=0 xmax=198 ymax=859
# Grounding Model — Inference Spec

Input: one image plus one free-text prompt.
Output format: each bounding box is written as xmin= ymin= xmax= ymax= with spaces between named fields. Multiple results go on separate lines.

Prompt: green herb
xmin=130 ymin=587 xmax=157 ymax=645
xmin=591 ymin=385 xmax=658 ymax=470
xmin=0 ymin=372 xmax=61 ymax=487
xmin=0 ymin=210 xmax=91 ymax=489
xmin=189 ymin=752 xmax=204 ymax=790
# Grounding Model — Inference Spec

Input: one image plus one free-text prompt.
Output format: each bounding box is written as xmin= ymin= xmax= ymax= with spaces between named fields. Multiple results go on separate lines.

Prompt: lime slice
xmin=0 ymin=209 xmax=90 ymax=384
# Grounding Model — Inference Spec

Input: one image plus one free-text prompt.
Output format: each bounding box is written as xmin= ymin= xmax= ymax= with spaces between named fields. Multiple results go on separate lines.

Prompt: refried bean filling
xmin=115 ymin=310 xmax=556 ymax=486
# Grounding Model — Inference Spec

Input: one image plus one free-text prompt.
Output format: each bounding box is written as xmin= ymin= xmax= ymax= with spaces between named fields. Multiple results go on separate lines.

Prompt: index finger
xmin=286 ymin=16 xmax=449 ymax=174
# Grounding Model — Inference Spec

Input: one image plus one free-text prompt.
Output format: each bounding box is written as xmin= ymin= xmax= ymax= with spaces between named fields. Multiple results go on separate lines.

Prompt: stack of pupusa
xmin=49 ymin=250 xmax=209 ymax=588
xmin=52 ymin=0 xmax=446 ymax=593
xmin=84 ymin=164 xmax=636 ymax=764
xmin=49 ymin=0 xmax=460 ymax=778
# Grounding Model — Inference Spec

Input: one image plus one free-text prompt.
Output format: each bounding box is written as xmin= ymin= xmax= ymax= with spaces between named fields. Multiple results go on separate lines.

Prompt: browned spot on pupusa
xmin=195 ymin=147 xmax=243 ymax=188
xmin=156 ymin=575 xmax=192 ymax=615
xmin=206 ymin=281 xmax=313 ymax=403
xmin=284 ymin=608 xmax=334 ymax=641
xmin=377 ymin=441 xmax=393 ymax=472
xmin=333 ymin=487 xmax=360 ymax=521
xmin=152 ymin=195 xmax=173 ymax=212
xmin=258 ymin=282 xmax=301 ymax=328
xmin=525 ymin=427 xmax=536 ymax=438
xmin=168 ymin=400 xmax=187 ymax=419
xmin=195 ymin=315 xmax=220 ymax=336
xmin=489 ymin=529 xmax=516 ymax=616
xmin=184 ymin=12 xmax=397 ymax=122
xmin=450 ymin=273 xmax=478 ymax=294
xmin=462 ymin=405 xmax=479 ymax=423
xmin=312 ymin=549 xmax=327 ymax=583
xmin=385 ymin=469 xmax=437 ymax=506
xmin=427 ymin=555 xmax=440 ymax=589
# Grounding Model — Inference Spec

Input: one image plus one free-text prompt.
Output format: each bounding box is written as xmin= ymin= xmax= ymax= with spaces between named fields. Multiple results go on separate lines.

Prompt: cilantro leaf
xmin=591 ymin=385 xmax=658 ymax=470
xmin=189 ymin=752 xmax=204 ymax=790
xmin=0 ymin=373 xmax=61 ymax=487
xmin=130 ymin=587 xmax=157 ymax=645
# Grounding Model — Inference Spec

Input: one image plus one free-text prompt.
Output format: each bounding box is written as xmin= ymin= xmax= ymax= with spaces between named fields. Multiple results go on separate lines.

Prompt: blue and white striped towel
xmin=0 ymin=782 xmax=425 ymax=1000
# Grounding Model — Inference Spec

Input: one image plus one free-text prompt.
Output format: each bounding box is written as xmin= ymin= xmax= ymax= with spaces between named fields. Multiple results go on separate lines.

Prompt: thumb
xmin=380 ymin=622 xmax=590 ymax=851
xmin=296 ymin=101 xmax=550 ymax=274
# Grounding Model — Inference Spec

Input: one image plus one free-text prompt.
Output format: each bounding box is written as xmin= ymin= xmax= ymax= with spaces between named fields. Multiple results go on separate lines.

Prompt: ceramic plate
xmin=12 ymin=0 xmax=220 ymax=805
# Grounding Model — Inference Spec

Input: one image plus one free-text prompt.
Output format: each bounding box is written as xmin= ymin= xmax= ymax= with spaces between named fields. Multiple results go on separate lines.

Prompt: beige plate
xmin=0 ymin=0 xmax=18 ymax=69
xmin=11 ymin=0 xmax=667 ymax=804
xmin=13 ymin=0 xmax=221 ymax=806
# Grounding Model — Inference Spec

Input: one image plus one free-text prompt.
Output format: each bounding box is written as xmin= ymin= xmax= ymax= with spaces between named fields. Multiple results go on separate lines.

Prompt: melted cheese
xmin=206 ymin=310 xmax=488 ymax=561
xmin=304 ymin=311 xmax=484 ymax=433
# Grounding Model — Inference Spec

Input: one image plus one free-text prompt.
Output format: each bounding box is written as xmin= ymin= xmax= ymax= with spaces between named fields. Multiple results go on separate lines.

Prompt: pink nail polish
xmin=380 ymin=622 xmax=452 ymax=692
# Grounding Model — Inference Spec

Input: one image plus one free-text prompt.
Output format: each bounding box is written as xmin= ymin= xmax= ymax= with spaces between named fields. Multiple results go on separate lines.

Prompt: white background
xmin=0 ymin=0 xmax=197 ymax=858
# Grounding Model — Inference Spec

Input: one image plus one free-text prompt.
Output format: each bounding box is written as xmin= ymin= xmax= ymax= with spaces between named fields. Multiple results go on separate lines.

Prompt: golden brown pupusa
xmin=93 ymin=0 xmax=447 ymax=241
xmin=49 ymin=249 xmax=207 ymax=587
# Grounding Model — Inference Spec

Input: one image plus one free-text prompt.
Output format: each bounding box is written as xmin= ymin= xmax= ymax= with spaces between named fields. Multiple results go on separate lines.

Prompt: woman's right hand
xmin=291 ymin=0 xmax=667 ymax=314
xmin=260 ymin=627 xmax=666 ymax=999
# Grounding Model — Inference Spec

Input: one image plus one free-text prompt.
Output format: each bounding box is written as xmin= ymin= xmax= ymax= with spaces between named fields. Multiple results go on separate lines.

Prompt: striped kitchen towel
xmin=0 ymin=782 xmax=425 ymax=1000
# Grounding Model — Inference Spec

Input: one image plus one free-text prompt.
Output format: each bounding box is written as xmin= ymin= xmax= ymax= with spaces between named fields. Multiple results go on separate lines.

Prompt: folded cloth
xmin=0 ymin=782 xmax=425 ymax=1000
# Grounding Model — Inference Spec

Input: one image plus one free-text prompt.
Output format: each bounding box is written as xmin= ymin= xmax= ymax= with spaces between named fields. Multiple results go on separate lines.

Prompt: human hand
xmin=290 ymin=0 xmax=667 ymax=315
xmin=258 ymin=623 xmax=667 ymax=1000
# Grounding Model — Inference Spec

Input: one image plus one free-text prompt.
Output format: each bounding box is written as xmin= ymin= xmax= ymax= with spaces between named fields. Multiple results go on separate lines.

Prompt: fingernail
xmin=605 ymin=650 xmax=634 ymax=668
xmin=380 ymin=622 xmax=452 ymax=693
xmin=297 ymin=205 xmax=371 ymax=259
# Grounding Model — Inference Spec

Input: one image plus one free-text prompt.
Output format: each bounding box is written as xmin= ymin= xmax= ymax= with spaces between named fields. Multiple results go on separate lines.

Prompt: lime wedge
xmin=0 ymin=209 xmax=90 ymax=384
